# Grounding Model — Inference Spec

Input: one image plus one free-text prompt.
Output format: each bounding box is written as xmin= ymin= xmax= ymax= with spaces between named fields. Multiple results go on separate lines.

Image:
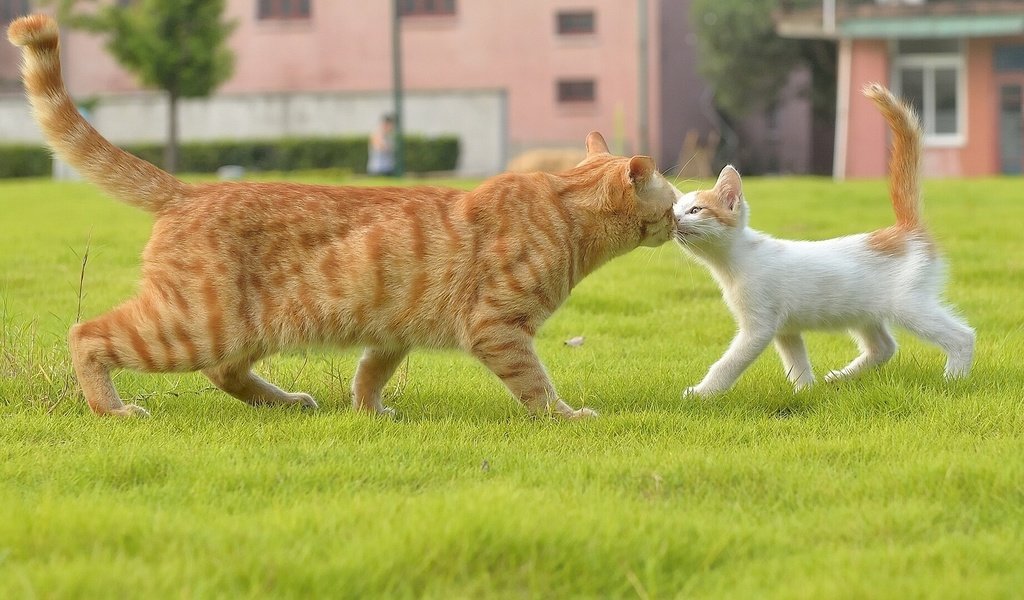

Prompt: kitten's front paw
xmin=793 ymin=379 xmax=815 ymax=392
xmin=683 ymin=385 xmax=707 ymax=398
xmin=823 ymin=370 xmax=846 ymax=383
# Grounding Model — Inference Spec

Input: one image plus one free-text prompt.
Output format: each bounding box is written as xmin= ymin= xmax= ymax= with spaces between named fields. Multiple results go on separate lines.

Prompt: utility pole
xmin=637 ymin=0 xmax=649 ymax=156
xmin=392 ymin=0 xmax=405 ymax=177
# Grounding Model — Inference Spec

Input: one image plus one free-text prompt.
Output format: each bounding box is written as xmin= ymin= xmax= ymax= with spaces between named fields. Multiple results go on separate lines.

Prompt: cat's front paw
xmin=568 ymin=407 xmax=599 ymax=419
xmin=549 ymin=399 xmax=599 ymax=420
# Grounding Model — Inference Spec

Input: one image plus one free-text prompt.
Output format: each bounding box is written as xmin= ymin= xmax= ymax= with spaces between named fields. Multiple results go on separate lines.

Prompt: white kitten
xmin=673 ymin=84 xmax=974 ymax=396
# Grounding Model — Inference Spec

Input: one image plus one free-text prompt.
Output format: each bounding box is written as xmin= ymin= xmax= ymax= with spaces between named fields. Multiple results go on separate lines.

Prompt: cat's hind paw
xmin=290 ymin=393 xmax=319 ymax=410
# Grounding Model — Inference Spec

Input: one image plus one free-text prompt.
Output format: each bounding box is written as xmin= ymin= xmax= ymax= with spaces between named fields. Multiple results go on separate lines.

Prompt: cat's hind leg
xmin=203 ymin=356 xmax=318 ymax=409
xmin=897 ymin=307 xmax=975 ymax=378
xmin=351 ymin=346 xmax=409 ymax=416
xmin=68 ymin=299 xmax=168 ymax=417
xmin=825 ymin=323 xmax=897 ymax=383
xmin=69 ymin=321 xmax=148 ymax=417
xmin=774 ymin=333 xmax=815 ymax=391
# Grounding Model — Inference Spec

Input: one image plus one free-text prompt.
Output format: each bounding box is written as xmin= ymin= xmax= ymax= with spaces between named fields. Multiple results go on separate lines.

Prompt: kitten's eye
xmin=687 ymin=206 xmax=702 ymax=215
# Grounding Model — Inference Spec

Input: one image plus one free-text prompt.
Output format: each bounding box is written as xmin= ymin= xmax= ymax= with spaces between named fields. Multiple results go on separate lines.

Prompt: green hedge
xmin=0 ymin=145 xmax=52 ymax=178
xmin=0 ymin=135 xmax=460 ymax=178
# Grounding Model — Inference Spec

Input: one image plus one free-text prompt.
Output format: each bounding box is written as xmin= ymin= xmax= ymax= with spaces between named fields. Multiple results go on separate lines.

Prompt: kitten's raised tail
xmin=8 ymin=15 xmax=182 ymax=213
xmin=863 ymin=83 xmax=923 ymax=230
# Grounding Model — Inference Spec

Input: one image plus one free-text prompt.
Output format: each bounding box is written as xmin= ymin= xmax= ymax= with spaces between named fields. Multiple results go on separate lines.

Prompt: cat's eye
xmin=687 ymin=206 xmax=702 ymax=215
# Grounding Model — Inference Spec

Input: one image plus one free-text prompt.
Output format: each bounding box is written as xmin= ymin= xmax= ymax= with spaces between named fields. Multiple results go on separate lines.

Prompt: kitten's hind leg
xmin=825 ymin=323 xmax=897 ymax=383
xmin=203 ymin=357 xmax=318 ymax=409
xmin=897 ymin=307 xmax=975 ymax=378
xmin=774 ymin=333 xmax=815 ymax=391
xmin=351 ymin=346 xmax=409 ymax=416
xmin=469 ymin=328 xmax=595 ymax=419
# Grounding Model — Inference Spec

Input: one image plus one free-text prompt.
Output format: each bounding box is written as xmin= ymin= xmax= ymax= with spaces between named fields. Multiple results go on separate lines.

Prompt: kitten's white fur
xmin=674 ymin=85 xmax=974 ymax=396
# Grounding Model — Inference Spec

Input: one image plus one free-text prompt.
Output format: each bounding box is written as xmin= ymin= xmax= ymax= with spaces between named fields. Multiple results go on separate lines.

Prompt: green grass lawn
xmin=1 ymin=173 xmax=1022 ymax=598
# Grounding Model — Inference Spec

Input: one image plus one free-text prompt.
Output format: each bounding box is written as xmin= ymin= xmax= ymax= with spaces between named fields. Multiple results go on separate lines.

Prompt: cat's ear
xmin=628 ymin=156 xmax=655 ymax=186
xmin=586 ymin=131 xmax=610 ymax=156
xmin=714 ymin=165 xmax=743 ymax=211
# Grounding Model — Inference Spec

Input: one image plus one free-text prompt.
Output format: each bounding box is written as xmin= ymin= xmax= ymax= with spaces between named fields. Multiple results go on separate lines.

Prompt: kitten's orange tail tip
xmin=7 ymin=14 xmax=58 ymax=48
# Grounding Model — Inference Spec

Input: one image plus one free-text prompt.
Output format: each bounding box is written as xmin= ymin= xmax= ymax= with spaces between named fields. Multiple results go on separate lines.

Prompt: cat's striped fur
xmin=9 ymin=14 xmax=680 ymax=418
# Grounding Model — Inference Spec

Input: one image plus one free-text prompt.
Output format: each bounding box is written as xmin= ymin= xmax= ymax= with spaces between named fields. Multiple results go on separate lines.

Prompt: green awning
xmin=840 ymin=15 xmax=1024 ymax=39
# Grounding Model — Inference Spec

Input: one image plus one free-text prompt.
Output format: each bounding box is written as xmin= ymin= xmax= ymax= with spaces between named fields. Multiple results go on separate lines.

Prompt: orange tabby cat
xmin=9 ymin=15 xmax=681 ymax=419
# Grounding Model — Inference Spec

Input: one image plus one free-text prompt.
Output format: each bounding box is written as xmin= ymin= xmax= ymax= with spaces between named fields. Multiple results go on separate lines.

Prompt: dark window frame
xmin=557 ymin=79 xmax=596 ymax=103
xmin=1 ymin=0 xmax=30 ymax=25
xmin=556 ymin=10 xmax=595 ymax=35
xmin=258 ymin=0 xmax=311 ymax=20
xmin=399 ymin=0 xmax=456 ymax=17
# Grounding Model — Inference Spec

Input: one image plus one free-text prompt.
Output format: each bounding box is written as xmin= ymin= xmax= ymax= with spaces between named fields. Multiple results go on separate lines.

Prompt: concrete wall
xmin=0 ymin=89 xmax=507 ymax=175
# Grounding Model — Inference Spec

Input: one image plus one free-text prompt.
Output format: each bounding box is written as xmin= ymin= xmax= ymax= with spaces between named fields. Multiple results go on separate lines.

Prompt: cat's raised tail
xmin=863 ymin=83 xmax=922 ymax=230
xmin=8 ymin=14 xmax=182 ymax=213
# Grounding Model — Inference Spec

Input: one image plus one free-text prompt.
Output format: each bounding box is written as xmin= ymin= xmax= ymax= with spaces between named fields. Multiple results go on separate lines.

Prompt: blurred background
xmin=0 ymin=0 xmax=1022 ymax=180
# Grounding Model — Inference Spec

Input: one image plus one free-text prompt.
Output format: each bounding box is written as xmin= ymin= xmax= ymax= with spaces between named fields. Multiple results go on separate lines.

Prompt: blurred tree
xmin=691 ymin=0 xmax=837 ymax=174
xmin=52 ymin=0 xmax=235 ymax=173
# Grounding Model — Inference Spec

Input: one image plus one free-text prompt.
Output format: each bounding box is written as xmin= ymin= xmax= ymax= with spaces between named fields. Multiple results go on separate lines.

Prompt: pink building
xmin=2 ymin=0 xmax=814 ymax=175
xmin=779 ymin=0 xmax=1024 ymax=178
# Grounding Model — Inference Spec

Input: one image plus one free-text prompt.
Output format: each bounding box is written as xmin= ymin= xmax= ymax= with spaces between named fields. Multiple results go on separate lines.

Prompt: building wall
xmin=657 ymin=0 xmax=717 ymax=172
xmin=44 ymin=0 xmax=656 ymax=168
xmin=2 ymin=0 xmax=814 ymax=176
xmin=844 ymin=39 xmax=889 ymax=179
xmin=965 ymin=38 xmax=1002 ymax=176
xmin=841 ymin=35 xmax=1022 ymax=179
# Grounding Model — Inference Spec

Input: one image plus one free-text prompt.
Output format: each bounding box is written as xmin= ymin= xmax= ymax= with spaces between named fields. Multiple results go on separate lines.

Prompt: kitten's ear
xmin=586 ymin=131 xmax=610 ymax=156
xmin=628 ymin=156 xmax=655 ymax=186
xmin=714 ymin=165 xmax=743 ymax=211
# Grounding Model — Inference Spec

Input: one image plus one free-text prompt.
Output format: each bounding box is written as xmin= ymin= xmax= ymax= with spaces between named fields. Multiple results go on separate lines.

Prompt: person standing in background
xmin=367 ymin=113 xmax=396 ymax=176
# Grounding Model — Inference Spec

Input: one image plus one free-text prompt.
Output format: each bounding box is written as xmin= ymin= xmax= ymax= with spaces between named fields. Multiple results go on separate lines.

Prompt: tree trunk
xmin=165 ymin=90 xmax=179 ymax=174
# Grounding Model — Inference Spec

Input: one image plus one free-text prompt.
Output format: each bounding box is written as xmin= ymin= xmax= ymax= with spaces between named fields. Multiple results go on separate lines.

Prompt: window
xmin=258 ymin=0 xmax=311 ymax=20
xmin=557 ymin=11 xmax=595 ymax=35
xmin=995 ymin=44 xmax=1024 ymax=73
xmin=1 ymin=0 xmax=29 ymax=25
xmin=557 ymin=79 xmax=596 ymax=103
xmin=893 ymin=39 xmax=964 ymax=145
xmin=399 ymin=0 xmax=456 ymax=17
